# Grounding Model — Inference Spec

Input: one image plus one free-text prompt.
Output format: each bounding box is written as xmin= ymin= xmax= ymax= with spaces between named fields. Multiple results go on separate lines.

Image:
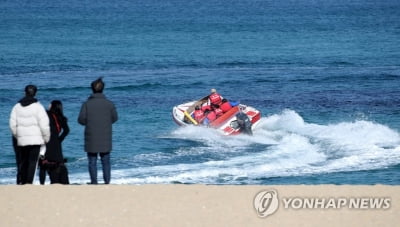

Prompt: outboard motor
xmin=236 ymin=112 xmax=252 ymax=135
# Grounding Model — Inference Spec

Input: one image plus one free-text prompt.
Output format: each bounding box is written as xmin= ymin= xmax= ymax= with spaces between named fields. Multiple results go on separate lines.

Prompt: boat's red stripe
xmin=251 ymin=112 xmax=261 ymax=124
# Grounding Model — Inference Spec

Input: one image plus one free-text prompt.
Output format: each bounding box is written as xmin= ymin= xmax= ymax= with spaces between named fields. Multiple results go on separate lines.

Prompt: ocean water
xmin=0 ymin=0 xmax=399 ymax=185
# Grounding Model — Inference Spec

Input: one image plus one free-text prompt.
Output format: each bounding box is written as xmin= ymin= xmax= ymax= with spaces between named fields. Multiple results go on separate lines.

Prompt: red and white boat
xmin=172 ymin=97 xmax=261 ymax=135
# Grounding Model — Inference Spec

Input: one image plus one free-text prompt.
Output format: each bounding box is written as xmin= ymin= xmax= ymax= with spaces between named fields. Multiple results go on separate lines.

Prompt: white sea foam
xmin=48 ymin=109 xmax=400 ymax=185
xmin=98 ymin=109 xmax=400 ymax=184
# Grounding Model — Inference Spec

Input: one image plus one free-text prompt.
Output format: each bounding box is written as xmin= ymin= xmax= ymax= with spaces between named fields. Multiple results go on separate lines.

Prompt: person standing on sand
xmin=39 ymin=100 xmax=70 ymax=184
xmin=78 ymin=77 xmax=118 ymax=184
xmin=9 ymin=84 xmax=50 ymax=184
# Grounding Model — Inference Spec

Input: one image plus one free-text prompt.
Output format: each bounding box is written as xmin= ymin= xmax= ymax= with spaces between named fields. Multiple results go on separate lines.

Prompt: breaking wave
xmin=66 ymin=109 xmax=400 ymax=185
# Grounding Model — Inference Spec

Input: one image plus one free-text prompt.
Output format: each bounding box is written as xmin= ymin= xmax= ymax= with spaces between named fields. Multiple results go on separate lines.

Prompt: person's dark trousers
xmin=39 ymin=164 xmax=47 ymax=185
xmin=87 ymin=152 xmax=111 ymax=184
xmin=48 ymin=164 xmax=70 ymax=184
xmin=12 ymin=137 xmax=22 ymax=184
xmin=19 ymin=145 xmax=40 ymax=184
xmin=58 ymin=164 xmax=70 ymax=184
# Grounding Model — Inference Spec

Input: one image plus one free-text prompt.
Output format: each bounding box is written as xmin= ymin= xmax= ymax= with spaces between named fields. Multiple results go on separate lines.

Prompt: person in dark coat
xmin=39 ymin=100 xmax=70 ymax=184
xmin=78 ymin=77 xmax=118 ymax=184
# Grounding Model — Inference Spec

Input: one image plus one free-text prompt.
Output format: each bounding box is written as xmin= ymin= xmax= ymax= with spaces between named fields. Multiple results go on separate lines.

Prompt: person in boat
xmin=192 ymin=105 xmax=205 ymax=124
xmin=208 ymin=88 xmax=223 ymax=106
xmin=211 ymin=103 xmax=223 ymax=117
xmin=236 ymin=107 xmax=253 ymax=135
xmin=201 ymin=104 xmax=211 ymax=112
xmin=202 ymin=109 xmax=217 ymax=125
xmin=220 ymin=98 xmax=232 ymax=113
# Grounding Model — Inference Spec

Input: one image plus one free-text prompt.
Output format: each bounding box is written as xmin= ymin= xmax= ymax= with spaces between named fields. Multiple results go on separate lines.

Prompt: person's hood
xmin=19 ymin=96 xmax=38 ymax=107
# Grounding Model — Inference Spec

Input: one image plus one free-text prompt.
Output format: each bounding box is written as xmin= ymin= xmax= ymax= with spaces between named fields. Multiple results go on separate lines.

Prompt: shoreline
xmin=0 ymin=184 xmax=398 ymax=227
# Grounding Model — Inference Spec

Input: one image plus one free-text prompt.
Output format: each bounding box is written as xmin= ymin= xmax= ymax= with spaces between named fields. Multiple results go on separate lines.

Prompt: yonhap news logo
xmin=253 ymin=189 xmax=279 ymax=218
xmin=254 ymin=189 xmax=391 ymax=218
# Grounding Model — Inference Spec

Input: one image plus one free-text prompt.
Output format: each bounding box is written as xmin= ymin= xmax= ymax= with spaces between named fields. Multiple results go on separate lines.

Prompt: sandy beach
xmin=0 ymin=184 xmax=398 ymax=227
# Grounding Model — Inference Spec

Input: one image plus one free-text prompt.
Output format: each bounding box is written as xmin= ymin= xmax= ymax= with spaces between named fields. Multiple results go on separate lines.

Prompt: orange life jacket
xmin=209 ymin=93 xmax=222 ymax=105
xmin=214 ymin=108 xmax=223 ymax=117
xmin=220 ymin=101 xmax=232 ymax=113
xmin=193 ymin=109 xmax=205 ymax=123
xmin=206 ymin=111 xmax=217 ymax=122
xmin=201 ymin=105 xmax=211 ymax=112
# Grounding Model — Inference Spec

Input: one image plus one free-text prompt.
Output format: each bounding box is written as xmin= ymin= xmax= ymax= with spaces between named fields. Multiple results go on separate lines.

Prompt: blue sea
xmin=0 ymin=0 xmax=399 ymax=185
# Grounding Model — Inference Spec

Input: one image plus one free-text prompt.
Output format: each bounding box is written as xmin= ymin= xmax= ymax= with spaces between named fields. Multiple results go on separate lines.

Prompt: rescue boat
xmin=172 ymin=96 xmax=261 ymax=135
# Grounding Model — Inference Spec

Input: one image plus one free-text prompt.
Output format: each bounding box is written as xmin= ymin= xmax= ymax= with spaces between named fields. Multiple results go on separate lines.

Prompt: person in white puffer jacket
xmin=9 ymin=85 xmax=50 ymax=184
